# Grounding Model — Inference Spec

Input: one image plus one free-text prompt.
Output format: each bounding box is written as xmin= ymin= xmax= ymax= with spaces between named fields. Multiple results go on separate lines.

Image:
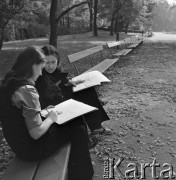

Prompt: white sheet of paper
xmin=41 ymin=99 xmax=98 ymax=125
xmin=72 ymin=71 xmax=110 ymax=92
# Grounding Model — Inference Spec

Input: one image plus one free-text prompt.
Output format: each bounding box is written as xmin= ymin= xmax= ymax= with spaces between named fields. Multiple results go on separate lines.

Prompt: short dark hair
xmin=42 ymin=45 xmax=60 ymax=64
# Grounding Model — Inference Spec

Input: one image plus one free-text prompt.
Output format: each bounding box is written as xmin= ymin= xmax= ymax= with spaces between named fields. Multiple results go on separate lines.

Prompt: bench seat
xmin=113 ymin=49 xmax=132 ymax=57
xmin=2 ymin=158 xmax=38 ymax=180
xmin=85 ymin=58 xmax=119 ymax=73
xmin=2 ymin=143 xmax=71 ymax=180
xmin=127 ymin=40 xmax=143 ymax=49
xmin=127 ymin=43 xmax=140 ymax=49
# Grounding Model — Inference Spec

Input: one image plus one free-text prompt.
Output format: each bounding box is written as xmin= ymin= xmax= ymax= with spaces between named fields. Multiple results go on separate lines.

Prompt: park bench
xmin=2 ymin=143 xmax=71 ymax=180
xmin=67 ymin=45 xmax=119 ymax=75
xmin=106 ymin=40 xmax=133 ymax=58
xmin=106 ymin=35 xmax=143 ymax=58
xmin=125 ymin=36 xmax=143 ymax=49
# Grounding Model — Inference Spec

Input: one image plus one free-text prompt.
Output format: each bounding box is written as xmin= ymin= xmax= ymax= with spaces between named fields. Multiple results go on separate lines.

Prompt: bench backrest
xmin=67 ymin=45 xmax=103 ymax=63
xmin=124 ymin=37 xmax=132 ymax=44
xmin=106 ymin=40 xmax=125 ymax=58
xmin=107 ymin=41 xmax=123 ymax=48
xmin=67 ymin=45 xmax=104 ymax=75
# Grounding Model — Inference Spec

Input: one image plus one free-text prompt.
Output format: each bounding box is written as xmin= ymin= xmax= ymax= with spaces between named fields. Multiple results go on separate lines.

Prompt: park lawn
xmin=0 ymin=30 xmax=132 ymax=78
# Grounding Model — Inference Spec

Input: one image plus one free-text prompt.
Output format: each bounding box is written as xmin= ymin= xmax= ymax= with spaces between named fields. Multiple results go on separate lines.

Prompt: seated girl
xmin=35 ymin=45 xmax=110 ymax=135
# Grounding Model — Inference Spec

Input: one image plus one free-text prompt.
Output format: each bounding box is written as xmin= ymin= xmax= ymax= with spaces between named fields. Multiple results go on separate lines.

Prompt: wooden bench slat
xmin=85 ymin=58 xmax=119 ymax=73
xmin=2 ymin=157 xmax=38 ymax=180
xmin=34 ymin=143 xmax=71 ymax=180
xmin=127 ymin=43 xmax=140 ymax=49
xmin=68 ymin=45 xmax=103 ymax=63
xmin=113 ymin=49 xmax=132 ymax=57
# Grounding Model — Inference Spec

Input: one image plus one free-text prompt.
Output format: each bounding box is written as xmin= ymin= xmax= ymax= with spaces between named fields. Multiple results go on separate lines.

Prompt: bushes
xmin=4 ymin=22 xmax=89 ymax=42
xmin=26 ymin=23 xmax=49 ymax=38
xmin=57 ymin=25 xmax=89 ymax=36
xmin=4 ymin=23 xmax=49 ymax=41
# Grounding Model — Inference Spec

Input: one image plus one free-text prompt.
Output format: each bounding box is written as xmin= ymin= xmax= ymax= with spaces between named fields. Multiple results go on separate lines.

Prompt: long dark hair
xmin=42 ymin=45 xmax=60 ymax=65
xmin=1 ymin=46 xmax=46 ymax=90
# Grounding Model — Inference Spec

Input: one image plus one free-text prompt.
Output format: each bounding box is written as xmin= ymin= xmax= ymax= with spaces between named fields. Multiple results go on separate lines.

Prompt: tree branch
xmin=56 ymin=1 xmax=88 ymax=23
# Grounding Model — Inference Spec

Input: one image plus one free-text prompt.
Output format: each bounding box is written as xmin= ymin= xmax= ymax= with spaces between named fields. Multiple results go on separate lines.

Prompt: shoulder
xmin=12 ymin=85 xmax=40 ymax=108
xmin=13 ymin=85 xmax=39 ymax=103
xmin=19 ymin=85 xmax=38 ymax=94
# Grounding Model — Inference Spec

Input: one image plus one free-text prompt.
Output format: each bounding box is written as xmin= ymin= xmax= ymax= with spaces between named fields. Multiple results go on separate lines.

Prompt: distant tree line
xmin=152 ymin=0 xmax=176 ymax=32
xmin=0 ymin=0 xmax=158 ymax=49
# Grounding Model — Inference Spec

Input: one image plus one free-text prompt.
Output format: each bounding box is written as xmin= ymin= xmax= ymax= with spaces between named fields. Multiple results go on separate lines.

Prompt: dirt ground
xmin=91 ymin=33 xmax=176 ymax=180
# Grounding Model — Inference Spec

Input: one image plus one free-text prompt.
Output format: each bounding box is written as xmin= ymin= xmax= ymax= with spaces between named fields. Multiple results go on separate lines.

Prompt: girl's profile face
xmin=45 ymin=55 xmax=58 ymax=73
xmin=32 ymin=62 xmax=46 ymax=81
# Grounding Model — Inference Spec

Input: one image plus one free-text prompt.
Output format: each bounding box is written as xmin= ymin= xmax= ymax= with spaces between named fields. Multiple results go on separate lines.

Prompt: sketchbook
xmin=72 ymin=70 xmax=111 ymax=92
xmin=40 ymin=99 xmax=98 ymax=125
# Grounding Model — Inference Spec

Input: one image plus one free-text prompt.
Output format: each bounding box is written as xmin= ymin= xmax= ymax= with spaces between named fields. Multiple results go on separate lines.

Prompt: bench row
xmin=68 ymin=35 xmax=143 ymax=75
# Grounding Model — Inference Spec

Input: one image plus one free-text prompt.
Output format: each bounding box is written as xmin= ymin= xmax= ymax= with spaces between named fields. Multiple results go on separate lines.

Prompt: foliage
xmin=0 ymin=0 xmax=30 ymax=49
xmin=152 ymin=0 xmax=176 ymax=31
xmin=98 ymin=0 xmax=156 ymax=32
xmin=1 ymin=0 xmax=171 ymax=48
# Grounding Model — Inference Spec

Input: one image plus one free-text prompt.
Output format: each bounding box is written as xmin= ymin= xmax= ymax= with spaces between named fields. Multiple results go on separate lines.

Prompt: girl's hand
xmin=75 ymin=79 xmax=85 ymax=84
xmin=68 ymin=79 xmax=85 ymax=86
xmin=67 ymin=80 xmax=76 ymax=86
xmin=46 ymin=105 xmax=55 ymax=110
xmin=47 ymin=110 xmax=58 ymax=123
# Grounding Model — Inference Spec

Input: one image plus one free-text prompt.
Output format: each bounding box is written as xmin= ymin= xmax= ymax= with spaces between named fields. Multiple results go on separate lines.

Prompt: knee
xmin=77 ymin=124 xmax=87 ymax=135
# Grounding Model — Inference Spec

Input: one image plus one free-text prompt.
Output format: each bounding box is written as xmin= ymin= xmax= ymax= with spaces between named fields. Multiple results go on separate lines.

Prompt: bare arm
xmin=68 ymin=79 xmax=85 ymax=86
xmin=29 ymin=110 xmax=58 ymax=140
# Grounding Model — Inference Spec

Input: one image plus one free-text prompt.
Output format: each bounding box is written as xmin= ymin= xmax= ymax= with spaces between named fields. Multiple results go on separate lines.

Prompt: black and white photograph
xmin=1 ymin=0 xmax=176 ymax=180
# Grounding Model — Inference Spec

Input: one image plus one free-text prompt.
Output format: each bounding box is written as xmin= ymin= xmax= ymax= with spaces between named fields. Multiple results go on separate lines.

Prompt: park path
xmin=91 ymin=32 xmax=176 ymax=180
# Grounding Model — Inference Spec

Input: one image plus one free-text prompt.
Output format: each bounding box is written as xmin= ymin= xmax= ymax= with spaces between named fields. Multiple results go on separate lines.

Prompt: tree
xmin=49 ymin=0 xmax=59 ymax=47
xmin=93 ymin=0 xmax=98 ymax=36
xmin=0 ymin=0 xmax=28 ymax=50
xmin=49 ymin=0 xmax=88 ymax=48
xmin=88 ymin=0 xmax=93 ymax=31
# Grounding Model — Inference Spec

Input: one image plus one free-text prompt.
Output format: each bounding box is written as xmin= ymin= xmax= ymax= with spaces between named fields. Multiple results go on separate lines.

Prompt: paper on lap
xmin=72 ymin=70 xmax=110 ymax=92
xmin=40 ymin=99 xmax=98 ymax=125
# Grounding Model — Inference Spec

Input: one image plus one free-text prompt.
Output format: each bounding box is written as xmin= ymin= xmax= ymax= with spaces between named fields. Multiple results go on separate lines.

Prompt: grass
xmin=0 ymin=31 xmax=138 ymax=78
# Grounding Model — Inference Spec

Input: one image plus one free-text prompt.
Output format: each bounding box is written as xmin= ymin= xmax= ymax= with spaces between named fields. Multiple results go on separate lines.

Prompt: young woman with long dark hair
xmin=0 ymin=46 xmax=94 ymax=180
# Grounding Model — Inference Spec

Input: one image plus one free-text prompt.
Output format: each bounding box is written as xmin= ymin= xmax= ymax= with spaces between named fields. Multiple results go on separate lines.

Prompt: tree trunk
xmin=67 ymin=3 xmax=70 ymax=30
xmin=110 ymin=11 xmax=115 ymax=36
xmin=93 ymin=0 xmax=98 ymax=36
xmin=49 ymin=0 xmax=59 ymax=48
xmin=88 ymin=0 xmax=93 ymax=31
xmin=67 ymin=14 xmax=70 ymax=29
xmin=115 ymin=18 xmax=119 ymax=41
xmin=125 ymin=22 xmax=129 ymax=34
xmin=0 ymin=34 xmax=4 ymax=50
xmin=115 ymin=1 xmax=119 ymax=41
xmin=0 ymin=28 xmax=5 ymax=50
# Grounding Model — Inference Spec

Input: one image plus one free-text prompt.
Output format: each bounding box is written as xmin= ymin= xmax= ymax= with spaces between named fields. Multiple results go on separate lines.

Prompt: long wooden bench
xmin=106 ymin=40 xmax=133 ymax=58
xmin=107 ymin=35 xmax=143 ymax=58
xmin=2 ymin=143 xmax=71 ymax=180
xmin=126 ymin=36 xmax=143 ymax=49
xmin=67 ymin=45 xmax=119 ymax=74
